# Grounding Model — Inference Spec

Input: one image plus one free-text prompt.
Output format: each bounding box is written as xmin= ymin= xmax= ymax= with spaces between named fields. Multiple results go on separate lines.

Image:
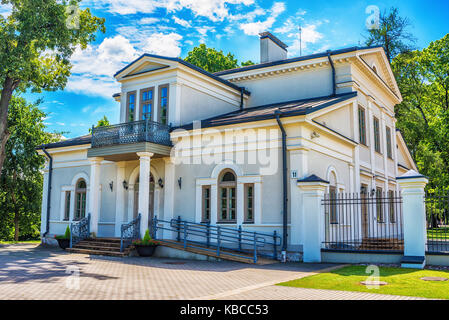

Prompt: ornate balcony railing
xmin=70 ymin=214 xmax=91 ymax=248
xmin=91 ymin=120 xmax=172 ymax=148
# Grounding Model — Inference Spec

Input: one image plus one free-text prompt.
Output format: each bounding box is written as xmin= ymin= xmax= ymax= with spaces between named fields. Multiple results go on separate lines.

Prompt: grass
xmin=428 ymin=227 xmax=449 ymax=240
xmin=0 ymin=240 xmax=40 ymax=245
xmin=278 ymin=265 xmax=449 ymax=300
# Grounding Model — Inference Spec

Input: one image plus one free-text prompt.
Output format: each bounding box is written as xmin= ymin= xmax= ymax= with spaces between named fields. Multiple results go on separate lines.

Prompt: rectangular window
xmin=376 ymin=187 xmax=384 ymax=223
xmin=158 ymin=85 xmax=169 ymax=125
xmin=244 ymin=184 xmax=255 ymax=223
xmin=386 ymin=126 xmax=393 ymax=159
xmin=202 ymin=186 xmax=211 ymax=222
xmin=140 ymin=88 xmax=154 ymax=121
xmin=329 ymin=186 xmax=338 ymax=224
xmin=127 ymin=91 xmax=136 ymax=122
xmin=373 ymin=117 xmax=381 ymax=153
xmin=64 ymin=191 xmax=71 ymax=221
xmin=219 ymin=187 xmax=236 ymax=222
xmin=75 ymin=192 xmax=86 ymax=220
xmin=358 ymin=107 xmax=367 ymax=145
xmin=388 ymin=190 xmax=396 ymax=223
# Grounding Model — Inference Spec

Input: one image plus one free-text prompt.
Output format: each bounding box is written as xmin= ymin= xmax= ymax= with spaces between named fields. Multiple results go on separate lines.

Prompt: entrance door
xmin=133 ymin=173 xmax=155 ymax=221
xmin=361 ymin=185 xmax=369 ymax=239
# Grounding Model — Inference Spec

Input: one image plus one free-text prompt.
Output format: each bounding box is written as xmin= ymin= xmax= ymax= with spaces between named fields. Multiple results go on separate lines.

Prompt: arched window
xmin=218 ymin=170 xmax=236 ymax=223
xmin=74 ymin=179 xmax=87 ymax=220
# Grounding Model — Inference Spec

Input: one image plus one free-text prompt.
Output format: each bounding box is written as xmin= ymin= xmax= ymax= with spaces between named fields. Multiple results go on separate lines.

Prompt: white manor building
xmin=38 ymin=32 xmax=417 ymax=261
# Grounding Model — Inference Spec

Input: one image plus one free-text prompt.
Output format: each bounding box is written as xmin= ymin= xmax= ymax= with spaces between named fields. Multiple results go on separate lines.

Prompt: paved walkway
xmin=0 ymin=244 xmax=426 ymax=300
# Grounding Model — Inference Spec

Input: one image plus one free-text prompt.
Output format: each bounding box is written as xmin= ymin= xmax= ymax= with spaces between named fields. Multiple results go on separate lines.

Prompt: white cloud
xmin=139 ymin=17 xmax=160 ymax=24
xmin=287 ymin=24 xmax=324 ymax=56
xmin=83 ymin=0 xmax=157 ymax=15
xmin=66 ymin=75 xmax=120 ymax=98
xmin=173 ymin=16 xmax=191 ymax=28
xmin=142 ymin=32 xmax=183 ymax=57
xmin=239 ymin=2 xmax=285 ymax=36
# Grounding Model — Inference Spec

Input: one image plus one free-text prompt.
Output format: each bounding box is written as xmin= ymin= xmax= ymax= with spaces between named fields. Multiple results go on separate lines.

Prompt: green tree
xmin=393 ymin=34 xmax=449 ymax=188
xmin=184 ymin=44 xmax=255 ymax=73
xmin=0 ymin=96 xmax=60 ymax=241
xmin=89 ymin=115 xmax=110 ymax=133
xmin=0 ymin=0 xmax=105 ymax=176
xmin=365 ymin=7 xmax=416 ymax=61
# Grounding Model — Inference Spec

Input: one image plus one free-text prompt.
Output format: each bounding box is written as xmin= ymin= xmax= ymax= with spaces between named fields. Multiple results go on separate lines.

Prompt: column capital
xmin=89 ymin=157 xmax=104 ymax=164
xmin=116 ymin=161 xmax=126 ymax=168
xmin=163 ymin=157 xmax=175 ymax=164
xmin=137 ymin=152 xmax=154 ymax=159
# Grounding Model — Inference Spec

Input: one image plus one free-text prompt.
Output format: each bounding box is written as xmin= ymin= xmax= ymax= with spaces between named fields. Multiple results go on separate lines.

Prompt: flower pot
xmin=56 ymin=238 xmax=70 ymax=250
xmin=135 ymin=244 xmax=158 ymax=257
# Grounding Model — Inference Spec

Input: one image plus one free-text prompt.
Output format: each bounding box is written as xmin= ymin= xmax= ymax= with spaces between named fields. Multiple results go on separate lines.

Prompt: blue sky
xmin=4 ymin=0 xmax=448 ymax=138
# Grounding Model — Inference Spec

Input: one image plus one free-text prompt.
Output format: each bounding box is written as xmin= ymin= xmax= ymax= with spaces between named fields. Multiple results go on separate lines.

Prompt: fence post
xmin=217 ymin=227 xmax=221 ymax=258
xmin=253 ymin=233 xmax=258 ymax=264
xmin=397 ymin=170 xmax=428 ymax=269
xmin=298 ymin=176 xmax=329 ymax=263
xmin=183 ymin=222 xmax=187 ymax=249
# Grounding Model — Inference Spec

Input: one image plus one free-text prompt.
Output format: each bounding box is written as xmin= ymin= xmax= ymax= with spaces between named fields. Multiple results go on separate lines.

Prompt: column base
xmin=401 ymin=256 xmax=426 ymax=269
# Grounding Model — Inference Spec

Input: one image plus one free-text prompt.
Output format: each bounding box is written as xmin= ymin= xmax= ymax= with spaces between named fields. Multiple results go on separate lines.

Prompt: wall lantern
xmin=370 ymin=188 xmax=376 ymax=197
xmin=123 ymin=180 xmax=129 ymax=190
xmin=158 ymin=178 xmax=164 ymax=189
xmin=178 ymin=177 xmax=182 ymax=189
xmin=109 ymin=181 xmax=114 ymax=192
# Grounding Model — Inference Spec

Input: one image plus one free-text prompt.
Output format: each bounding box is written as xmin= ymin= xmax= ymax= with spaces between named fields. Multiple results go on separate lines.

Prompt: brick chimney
xmin=259 ymin=31 xmax=288 ymax=63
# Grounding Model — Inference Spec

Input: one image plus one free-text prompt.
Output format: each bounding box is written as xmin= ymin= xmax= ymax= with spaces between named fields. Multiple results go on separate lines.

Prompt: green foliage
xmin=184 ymin=44 xmax=255 ymax=73
xmin=89 ymin=115 xmax=110 ymax=133
xmin=393 ymin=34 xmax=449 ymax=189
xmin=364 ymin=7 xmax=416 ymax=61
xmin=56 ymin=226 xmax=70 ymax=240
xmin=133 ymin=229 xmax=158 ymax=246
xmin=0 ymin=96 xmax=60 ymax=241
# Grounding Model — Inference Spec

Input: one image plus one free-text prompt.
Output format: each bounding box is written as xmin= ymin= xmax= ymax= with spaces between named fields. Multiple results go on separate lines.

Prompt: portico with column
xmin=89 ymin=157 xmax=103 ymax=236
xmin=137 ymin=152 xmax=154 ymax=237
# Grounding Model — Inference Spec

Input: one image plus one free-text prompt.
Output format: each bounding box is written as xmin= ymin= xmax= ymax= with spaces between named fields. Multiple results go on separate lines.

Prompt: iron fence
xmin=91 ymin=119 xmax=172 ymax=148
xmin=425 ymin=190 xmax=449 ymax=254
xmin=322 ymin=191 xmax=403 ymax=252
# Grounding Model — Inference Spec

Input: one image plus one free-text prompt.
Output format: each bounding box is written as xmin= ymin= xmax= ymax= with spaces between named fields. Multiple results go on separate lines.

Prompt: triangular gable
xmin=115 ymin=55 xmax=177 ymax=80
xmin=396 ymin=130 xmax=418 ymax=172
xmin=358 ymin=48 xmax=402 ymax=100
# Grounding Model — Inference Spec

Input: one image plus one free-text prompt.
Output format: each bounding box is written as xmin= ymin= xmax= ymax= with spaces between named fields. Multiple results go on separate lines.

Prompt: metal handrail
xmin=91 ymin=119 xmax=171 ymax=148
xmin=120 ymin=214 xmax=141 ymax=252
xmin=152 ymin=216 xmax=281 ymax=263
xmin=70 ymin=213 xmax=91 ymax=248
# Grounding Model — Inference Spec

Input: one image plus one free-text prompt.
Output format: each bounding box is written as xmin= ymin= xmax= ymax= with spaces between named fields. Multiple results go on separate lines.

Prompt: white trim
xmin=211 ymin=161 xmax=244 ymax=178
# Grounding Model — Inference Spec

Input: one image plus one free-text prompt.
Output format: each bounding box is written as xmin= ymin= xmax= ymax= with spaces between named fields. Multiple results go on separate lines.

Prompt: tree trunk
xmin=0 ymin=77 xmax=16 ymax=176
xmin=14 ymin=210 xmax=19 ymax=241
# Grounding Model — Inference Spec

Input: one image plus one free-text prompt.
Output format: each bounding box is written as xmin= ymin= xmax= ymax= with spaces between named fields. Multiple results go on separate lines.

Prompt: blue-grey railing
xmin=152 ymin=216 xmax=281 ymax=263
xmin=91 ymin=119 xmax=171 ymax=148
xmin=70 ymin=214 xmax=91 ymax=248
xmin=120 ymin=214 xmax=141 ymax=252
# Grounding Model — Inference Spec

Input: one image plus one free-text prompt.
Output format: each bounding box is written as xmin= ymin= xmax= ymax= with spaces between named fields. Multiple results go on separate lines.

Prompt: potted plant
xmin=55 ymin=226 xmax=71 ymax=250
xmin=133 ymin=230 xmax=159 ymax=257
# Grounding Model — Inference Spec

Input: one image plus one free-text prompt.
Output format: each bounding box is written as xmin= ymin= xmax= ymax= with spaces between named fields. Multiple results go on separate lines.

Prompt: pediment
xmin=114 ymin=55 xmax=177 ymax=80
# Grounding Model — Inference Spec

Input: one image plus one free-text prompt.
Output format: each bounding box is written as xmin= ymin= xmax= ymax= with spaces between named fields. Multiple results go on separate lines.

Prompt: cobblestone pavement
xmin=0 ymin=244 xmax=426 ymax=300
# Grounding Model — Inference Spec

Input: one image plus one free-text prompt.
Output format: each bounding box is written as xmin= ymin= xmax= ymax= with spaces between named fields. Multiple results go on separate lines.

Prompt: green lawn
xmin=428 ymin=227 xmax=449 ymax=240
xmin=0 ymin=240 xmax=40 ymax=245
xmin=278 ymin=265 xmax=449 ymax=300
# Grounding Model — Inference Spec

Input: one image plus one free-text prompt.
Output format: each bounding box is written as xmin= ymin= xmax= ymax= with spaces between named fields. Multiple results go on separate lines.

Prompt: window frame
xmin=218 ymin=170 xmax=237 ymax=223
xmin=202 ymin=185 xmax=211 ymax=223
xmin=358 ymin=106 xmax=367 ymax=146
xmin=126 ymin=91 xmax=137 ymax=122
xmin=158 ymin=84 xmax=169 ymax=125
xmin=386 ymin=126 xmax=393 ymax=159
xmin=373 ymin=116 xmax=381 ymax=153
xmin=64 ymin=191 xmax=71 ymax=221
xmin=74 ymin=179 xmax=87 ymax=221
xmin=244 ymin=184 xmax=255 ymax=224
xmin=139 ymin=87 xmax=154 ymax=121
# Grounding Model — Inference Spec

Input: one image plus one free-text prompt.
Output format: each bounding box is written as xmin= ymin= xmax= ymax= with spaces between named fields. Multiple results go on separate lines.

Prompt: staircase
xmin=66 ymin=238 xmax=133 ymax=257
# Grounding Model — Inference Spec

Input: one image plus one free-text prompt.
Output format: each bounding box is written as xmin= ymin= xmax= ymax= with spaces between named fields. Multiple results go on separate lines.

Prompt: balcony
xmin=88 ymin=120 xmax=172 ymax=161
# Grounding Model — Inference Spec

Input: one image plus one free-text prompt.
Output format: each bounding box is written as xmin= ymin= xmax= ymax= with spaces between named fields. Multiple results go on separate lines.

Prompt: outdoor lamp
xmin=123 ymin=180 xmax=128 ymax=190
xmin=158 ymin=178 xmax=164 ymax=188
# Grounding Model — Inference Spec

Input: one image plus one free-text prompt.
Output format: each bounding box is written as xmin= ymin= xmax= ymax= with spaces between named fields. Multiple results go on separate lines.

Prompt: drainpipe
xmin=327 ymin=50 xmax=336 ymax=96
xmin=240 ymin=87 xmax=245 ymax=111
xmin=275 ymin=110 xmax=288 ymax=262
xmin=42 ymin=147 xmax=53 ymax=238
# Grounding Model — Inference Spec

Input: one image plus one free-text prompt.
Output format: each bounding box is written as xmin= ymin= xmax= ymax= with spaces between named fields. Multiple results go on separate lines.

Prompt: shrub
xmin=133 ymin=229 xmax=159 ymax=246
xmin=55 ymin=226 xmax=70 ymax=240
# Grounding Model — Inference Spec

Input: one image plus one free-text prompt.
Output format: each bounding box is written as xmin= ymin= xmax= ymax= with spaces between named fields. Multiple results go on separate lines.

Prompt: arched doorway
xmin=133 ymin=173 xmax=155 ymax=221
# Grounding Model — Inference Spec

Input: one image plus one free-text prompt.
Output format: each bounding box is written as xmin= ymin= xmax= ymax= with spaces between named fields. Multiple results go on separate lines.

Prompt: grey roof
xmin=298 ymin=174 xmax=329 ymax=184
xmin=259 ymin=31 xmax=288 ymax=50
xmin=214 ymin=45 xmax=384 ymax=76
xmin=176 ymin=92 xmax=357 ymax=130
xmin=114 ymin=53 xmax=251 ymax=96
xmin=37 ymin=135 xmax=92 ymax=150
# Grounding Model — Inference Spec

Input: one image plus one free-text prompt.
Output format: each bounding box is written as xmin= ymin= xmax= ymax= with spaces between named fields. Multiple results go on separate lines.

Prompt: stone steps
xmin=67 ymin=238 xmax=133 ymax=257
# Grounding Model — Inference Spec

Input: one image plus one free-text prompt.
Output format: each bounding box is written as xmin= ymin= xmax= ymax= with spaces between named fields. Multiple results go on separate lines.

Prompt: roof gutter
xmin=327 ymin=50 xmax=336 ymax=96
xmin=274 ymin=110 xmax=288 ymax=261
xmin=41 ymin=148 xmax=53 ymax=238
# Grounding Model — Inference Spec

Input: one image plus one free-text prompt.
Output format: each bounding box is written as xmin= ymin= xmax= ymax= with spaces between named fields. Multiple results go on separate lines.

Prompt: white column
xmin=115 ymin=161 xmax=126 ymax=237
xmin=89 ymin=157 xmax=103 ymax=236
xmin=163 ymin=157 xmax=175 ymax=239
xmin=298 ymin=179 xmax=329 ymax=263
xmin=211 ymin=184 xmax=218 ymax=225
xmin=137 ymin=152 xmax=153 ymax=238
xmin=397 ymin=170 xmax=428 ymax=269
xmin=254 ymin=182 xmax=262 ymax=225
xmin=352 ymin=101 xmax=361 ymax=193
xmin=289 ymin=149 xmax=303 ymax=247
xmin=127 ymin=185 xmax=135 ymax=221
xmin=236 ymin=182 xmax=244 ymax=225
xmin=367 ymin=99 xmax=375 ymax=174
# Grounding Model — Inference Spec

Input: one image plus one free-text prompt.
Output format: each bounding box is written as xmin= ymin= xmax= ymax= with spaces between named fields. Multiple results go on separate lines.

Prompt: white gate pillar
xmin=137 ymin=152 xmax=153 ymax=238
xmin=89 ymin=157 xmax=103 ymax=236
xmin=397 ymin=170 xmax=428 ymax=269
xmin=298 ymin=175 xmax=329 ymax=263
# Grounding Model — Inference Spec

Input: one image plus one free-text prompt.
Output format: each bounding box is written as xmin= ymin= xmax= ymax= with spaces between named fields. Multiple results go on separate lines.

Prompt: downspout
xmin=42 ymin=147 xmax=53 ymax=238
xmin=274 ymin=110 xmax=288 ymax=262
xmin=240 ymin=87 xmax=245 ymax=111
xmin=327 ymin=50 xmax=336 ymax=96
